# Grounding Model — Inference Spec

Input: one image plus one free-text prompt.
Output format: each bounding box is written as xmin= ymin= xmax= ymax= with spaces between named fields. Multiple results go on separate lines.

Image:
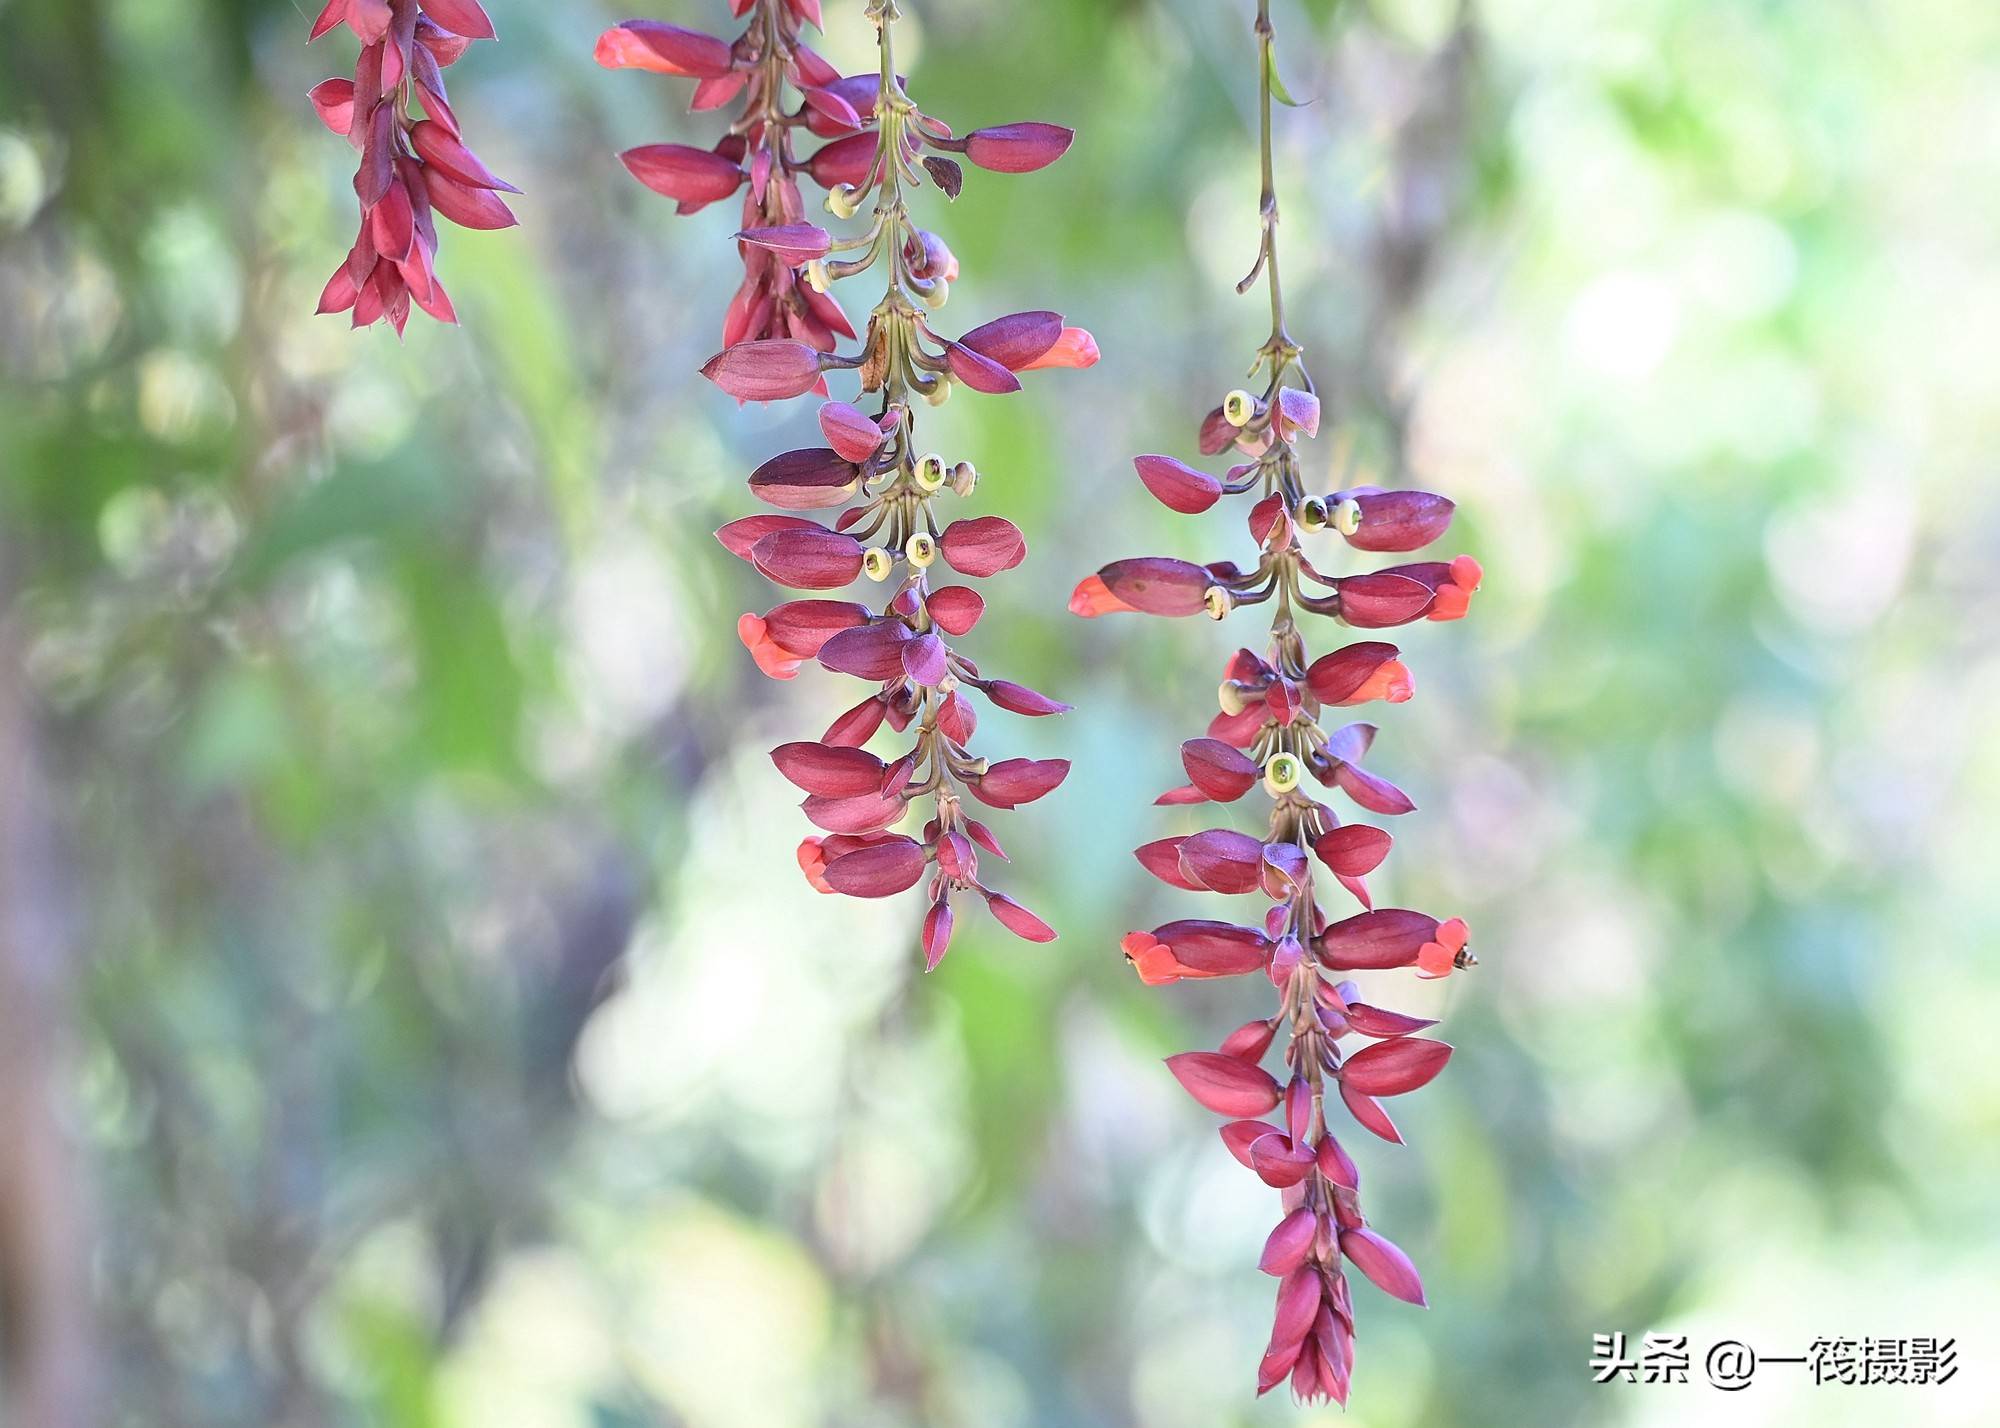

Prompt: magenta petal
xmin=760 ymin=599 xmax=870 ymax=656
xmin=922 ymin=899 xmax=955 ymax=971
xmin=943 ymin=340 xmax=1022 ymax=394
xmin=737 ymin=222 xmax=833 ymax=265
xmin=817 ymin=620 xmax=914 ymax=680
xmin=1181 ymin=737 xmax=1259 ymax=801
xmin=1334 ymin=572 xmax=1436 ymax=628
xmin=925 ymin=585 xmax=985 ymax=635
xmin=983 ymin=680 xmax=1070 ymax=716
xmin=1340 ymin=1037 xmax=1453 ymax=1096
xmin=1338 ymin=1080 xmax=1403 ymax=1144
xmin=1340 ymin=489 xmax=1456 ymax=552
xmin=967 ymin=757 xmax=1069 ymax=809
xmin=1151 ymin=919 xmax=1270 ymax=976
xmin=901 ymin=632 xmax=948 ymax=686
xmin=1177 ymin=828 xmax=1264 ymax=894
xmin=1260 ymin=1209 xmax=1318 ymax=1276
xmin=821 ymin=836 xmax=927 ymax=898
xmin=1317 ymin=908 xmax=1439 ymax=971
xmin=1096 ymin=557 xmax=1212 ymax=617
xmin=748 ymin=526 xmax=864 ymax=589
xmin=818 ymin=400 xmax=885 ymax=462
xmin=1133 ymin=454 xmax=1223 ymax=514
xmin=417 ymin=0 xmax=495 ymax=40
xmin=702 ymin=340 xmax=825 ymax=402
xmin=1313 ymin=824 xmax=1392 ymax=877
xmin=800 ymin=787 xmax=904 ymax=834
xmin=747 ymin=447 xmax=861 ymax=509
xmin=961 ymin=121 xmax=1074 ymax=174
xmin=1339 ymin=1226 xmax=1427 ymax=1307
xmin=770 ymin=741 xmax=887 ymax=798
xmin=939 ymin=516 xmax=1026 ymax=577
xmin=1164 ymin=1051 xmax=1281 ymax=1117
xmin=1343 ymin=1002 xmax=1438 ymax=1039
xmin=956 ymin=310 xmax=1062 ymax=370
xmin=985 ymin=891 xmax=1057 ymax=942
xmin=717 ymin=513 xmax=815 ymax=560
xmin=1269 ymin=1265 xmax=1322 ymax=1350
xmin=1134 ymin=837 xmax=1201 ymax=891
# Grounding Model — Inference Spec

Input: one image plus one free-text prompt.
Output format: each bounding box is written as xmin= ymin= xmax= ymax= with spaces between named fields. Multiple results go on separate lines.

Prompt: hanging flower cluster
xmin=602 ymin=0 xmax=1096 ymax=966
xmin=307 ymin=0 xmax=518 ymax=330
xmin=1072 ymin=1 xmax=1479 ymax=1405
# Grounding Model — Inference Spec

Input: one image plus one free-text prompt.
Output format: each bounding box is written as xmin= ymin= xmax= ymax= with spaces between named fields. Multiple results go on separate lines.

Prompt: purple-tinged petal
xmin=1165 ymin=1052 xmax=1281 ymax=1117
xmin=961 ymin=122 xmax=1073 ymax=173
xmin=1339 ymin=1226 xmax=1427 ymax=1307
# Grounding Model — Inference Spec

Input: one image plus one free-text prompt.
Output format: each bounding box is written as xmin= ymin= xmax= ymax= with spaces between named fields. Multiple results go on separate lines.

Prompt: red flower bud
xmin=961 ymin=122 xmax=1074 ymax=174
xmin=1317 ymin=909 xmax=1439 ymax=971
xmin=1339 ymin=1227 xmax=1427 ymax=1307
xmin=1094 ymin=557 xmax=1213 ymax=617
xmin=748 ymin=525 xmax=864 ymax=588
xmin=737 ymin=223 xmax=833 ymax=265
xmin=747 ymin=447 xmax=861 ymax=509
xmin=620 ymin=143 xmax=744 ymax=206
xmin=1334 ymin=489 xmax=1456 ymax=552
xmin=967 ymin=757 xmax=1069 ymax=809
xmin=985 ymin=891 xmax=1057 ymax=943
xmin=1166 ymin=1052 xmax=1282 ymax=1117
xmin=821 ymin=836 xmax=928 ymax=898
xmin=770 ymin=741 xmax=888 ymax=798
xmin=817 ymin=400 xmax=886 ymax=462
xmin=956 ymin=310 xmax=1063 ymax=370
xmin=1340 ymin=1037 xmax=1453 ymax=1096
xmin=939 ymin=517 xmax=1026 ymax=577
xmin=1133 ymin=454 xmax=1223 ymax=514
xmin=1179 ymin=738 xmax=1259 ymax=802
xmin=701 ymin=339 xmax=825 ymax=401
xmin=924 ymin=585 xmax=985 ymax=636
xmin=410 ymin=120 xmax=517 ymax=192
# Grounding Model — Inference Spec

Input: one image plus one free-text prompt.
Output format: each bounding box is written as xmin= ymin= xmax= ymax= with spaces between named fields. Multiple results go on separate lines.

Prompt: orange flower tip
xmin=1068 ymin=573 xmax=1131 ymax=618
xmin=1020 ymin=326 xmax=1100 ymax=371
xmin=1429 ymin=586 xmax=1472 ymax=621
xmin=1415 ymin=941 xmax=1455 ymax=979
xmin=738 ymin=613 xmax=803 ymax=678
xmin=1450 ymin=554 xmax=1483 ymax=590
xmin=1437 ymin=916 xmax=1469 ymax=952
xmin=795 ymin=838 xmax=836 ymax=894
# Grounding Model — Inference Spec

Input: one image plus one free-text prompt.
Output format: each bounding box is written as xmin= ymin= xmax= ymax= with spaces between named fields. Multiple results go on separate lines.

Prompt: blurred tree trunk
xmin=0 ymin=550 xmax=96 ymax=1428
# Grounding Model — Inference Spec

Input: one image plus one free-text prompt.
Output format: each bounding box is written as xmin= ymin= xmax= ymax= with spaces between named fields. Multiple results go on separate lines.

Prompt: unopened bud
xmin=925 ymin=380 xmax=951 ymax=407
xmin=905 ymin=531 xmax=937 ymax=568
xmin=1218 ymin=680 xmax=1249 ymax=716
xmin=1263 ymin=752 xmax=1302 ymax=796
xmin=919 ymin=277 xmax=949 ymax=310
xmin=1202 ymin=585 xmax=1233 ymax=621
xmin=1298 ymin=496 xmax=1329 ymax=533
xmin=1223 ymin=389 xmax=1259 ymax=427
xmin=949 ymin=461 xmax=977 ymax=497
xmin=862 ymin=546 xmax=894 ymax=581
xmin=1332 ymin=497 xmax=1363 ymax=536
xmin=803 ymin=259 xmax=829 ymax=293
xmin=915 ymin=452 xmax=948 ymax=490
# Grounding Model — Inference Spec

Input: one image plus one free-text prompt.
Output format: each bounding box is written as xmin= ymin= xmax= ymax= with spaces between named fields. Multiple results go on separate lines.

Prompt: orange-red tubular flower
xmin=1078 ymin=1 xmax=1480 ymax=1406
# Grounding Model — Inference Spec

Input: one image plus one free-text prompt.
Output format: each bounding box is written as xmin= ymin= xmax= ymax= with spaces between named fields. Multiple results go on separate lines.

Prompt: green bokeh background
xmin=3 ymin=0 xmax=1997 ymax=1425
